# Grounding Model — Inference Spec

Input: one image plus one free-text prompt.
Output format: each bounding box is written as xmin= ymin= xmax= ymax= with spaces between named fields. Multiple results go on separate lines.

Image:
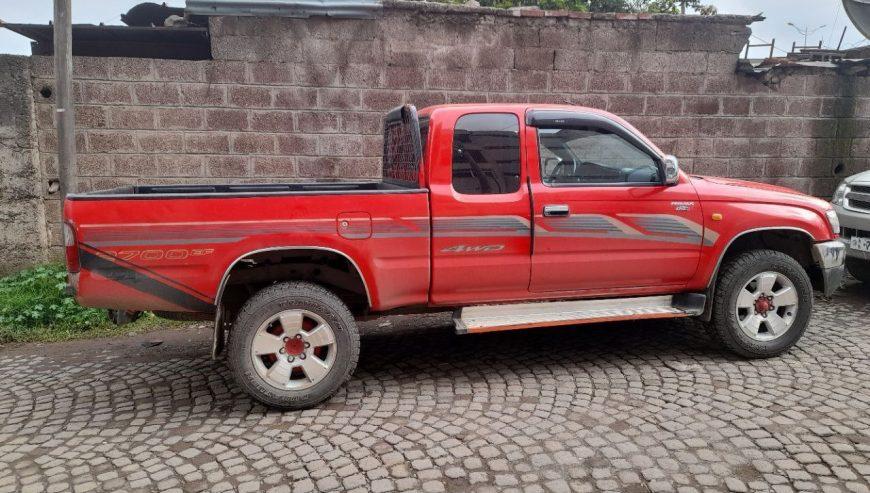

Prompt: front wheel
xmin=228 ymin=282 xmax=360 ymax=410
xmin=708 ymin=250 xmax=813 ymax=358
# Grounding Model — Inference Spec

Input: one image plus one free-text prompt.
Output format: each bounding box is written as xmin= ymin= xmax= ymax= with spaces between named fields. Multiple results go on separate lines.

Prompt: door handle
xmin=543 ymin=205 xmax=570 ymax=217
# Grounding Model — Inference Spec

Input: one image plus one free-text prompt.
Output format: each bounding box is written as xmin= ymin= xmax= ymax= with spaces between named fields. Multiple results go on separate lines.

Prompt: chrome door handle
xmin=543 ymin=205 xmax=570 ymax=217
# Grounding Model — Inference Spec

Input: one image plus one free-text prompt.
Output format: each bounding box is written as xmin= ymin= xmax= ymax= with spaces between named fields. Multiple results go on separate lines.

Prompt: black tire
xmin=846 ymin=257 xmax=870 ymax=283
xmin=227 ymin=281 xmax=360 ymax=410
xmin=708 ymin=249 xmax=813 ymax=358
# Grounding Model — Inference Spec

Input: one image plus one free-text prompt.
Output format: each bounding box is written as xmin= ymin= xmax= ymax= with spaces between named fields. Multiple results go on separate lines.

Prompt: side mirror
xmin=663 ymin=155 xmax=680 ymax=186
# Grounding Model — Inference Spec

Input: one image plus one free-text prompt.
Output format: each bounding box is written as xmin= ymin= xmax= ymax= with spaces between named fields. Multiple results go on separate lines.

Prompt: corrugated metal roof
xmin=185 ymin=0 xmax=381 ymax=18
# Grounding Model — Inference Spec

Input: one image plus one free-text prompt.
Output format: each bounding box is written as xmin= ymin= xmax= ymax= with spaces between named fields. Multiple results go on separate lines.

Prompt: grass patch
xmin=0 ymin=264 xmax=180 ymax=343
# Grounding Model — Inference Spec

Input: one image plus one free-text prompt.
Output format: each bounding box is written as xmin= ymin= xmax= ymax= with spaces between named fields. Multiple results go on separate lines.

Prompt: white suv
xmin=832 ymin=170 xmax=870 ymax=283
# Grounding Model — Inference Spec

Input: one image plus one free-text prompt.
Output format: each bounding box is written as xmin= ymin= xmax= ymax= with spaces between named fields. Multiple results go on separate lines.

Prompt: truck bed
xmin=65 ymin=183 xmax=432 ymax=313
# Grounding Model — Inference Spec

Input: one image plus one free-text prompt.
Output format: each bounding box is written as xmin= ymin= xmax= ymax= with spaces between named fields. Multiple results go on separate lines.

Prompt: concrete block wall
xmin=0 ymin=55 xmax=48 ymax=274
xmin=17 ymin=0 xmax=870 ymax=260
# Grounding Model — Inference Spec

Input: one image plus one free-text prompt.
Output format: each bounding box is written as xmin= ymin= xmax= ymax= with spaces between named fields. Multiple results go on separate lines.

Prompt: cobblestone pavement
xmin=1 ymin=283 xmax=868 ymax=493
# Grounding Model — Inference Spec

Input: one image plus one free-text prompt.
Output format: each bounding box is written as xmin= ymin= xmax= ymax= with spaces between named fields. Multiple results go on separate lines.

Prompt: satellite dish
xmin=843 ymin=0 xmax=870 ymax=39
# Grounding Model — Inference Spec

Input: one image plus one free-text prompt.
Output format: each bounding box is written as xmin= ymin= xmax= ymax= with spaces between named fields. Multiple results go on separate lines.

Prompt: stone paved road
xmin=1 ymin=283 xmax=869 ymax=493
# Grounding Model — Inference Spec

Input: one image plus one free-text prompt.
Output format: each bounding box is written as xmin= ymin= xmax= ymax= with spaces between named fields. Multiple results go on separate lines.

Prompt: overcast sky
xmin=0 ymin=0 xmax=866 ymax=57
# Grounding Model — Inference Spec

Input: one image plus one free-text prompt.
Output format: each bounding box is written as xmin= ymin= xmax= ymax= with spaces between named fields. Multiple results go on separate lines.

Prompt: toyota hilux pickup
xmin=64 ymin=103 xmax=846 ymax=409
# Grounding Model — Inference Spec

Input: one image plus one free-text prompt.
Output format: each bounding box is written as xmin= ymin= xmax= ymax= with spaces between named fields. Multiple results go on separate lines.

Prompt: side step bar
xmin=454 ymin=294 xmax=705 ymax=335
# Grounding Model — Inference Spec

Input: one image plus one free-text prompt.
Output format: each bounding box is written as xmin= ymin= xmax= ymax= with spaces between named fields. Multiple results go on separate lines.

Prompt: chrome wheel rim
xmin=250 ymin=309 xmax=337 ymax=391
xmin=735 ymin=271 xmax=799 ymax=342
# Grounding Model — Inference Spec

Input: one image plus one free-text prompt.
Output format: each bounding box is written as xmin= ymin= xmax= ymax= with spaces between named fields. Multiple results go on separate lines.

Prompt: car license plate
xmin=850 ymin=236 xmax=870 ymax=253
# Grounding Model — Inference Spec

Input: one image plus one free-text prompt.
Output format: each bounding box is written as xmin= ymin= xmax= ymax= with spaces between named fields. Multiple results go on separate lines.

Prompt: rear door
xmin=428 ymin=109 xmax=532 ymax=305
xmin=527 ymin=110 xmax=703 ymax=293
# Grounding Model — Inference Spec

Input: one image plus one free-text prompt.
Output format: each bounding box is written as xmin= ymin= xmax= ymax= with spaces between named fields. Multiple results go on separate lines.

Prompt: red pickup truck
xmin=64 ymin=103 xmax=846 ymax=409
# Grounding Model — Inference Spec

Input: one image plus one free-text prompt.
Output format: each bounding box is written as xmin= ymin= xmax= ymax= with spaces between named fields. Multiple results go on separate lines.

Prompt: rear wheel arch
xmin=212 ymin=247 xmax=371 ymax=358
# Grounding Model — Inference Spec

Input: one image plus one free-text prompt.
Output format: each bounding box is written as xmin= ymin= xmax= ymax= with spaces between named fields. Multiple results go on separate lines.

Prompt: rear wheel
xmin=228 ymin=282 xmax=360 ymax=409
xmin=708 ymin=250 xmax=813 ymax=358
xmin=846 ymin=257 xmax=870 ymax=283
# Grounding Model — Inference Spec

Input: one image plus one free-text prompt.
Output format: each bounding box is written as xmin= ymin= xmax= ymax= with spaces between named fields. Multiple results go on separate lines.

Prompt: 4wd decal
xmin=441 ymin=244 xmax=505 ymax=253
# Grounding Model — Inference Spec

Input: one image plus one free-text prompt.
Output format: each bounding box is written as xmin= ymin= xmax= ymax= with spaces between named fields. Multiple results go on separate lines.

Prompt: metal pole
xmin=837 ymin=26 xmax=847 ymax=50
xmin=53 ymin=0 xmax=76 ymax=199
xmin=769 ymin=38 xmax=775 ymax=58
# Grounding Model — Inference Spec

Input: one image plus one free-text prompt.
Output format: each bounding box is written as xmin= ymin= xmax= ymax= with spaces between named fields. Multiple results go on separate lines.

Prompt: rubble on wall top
xmin=380 ymin=0 xmax=761 ymax=25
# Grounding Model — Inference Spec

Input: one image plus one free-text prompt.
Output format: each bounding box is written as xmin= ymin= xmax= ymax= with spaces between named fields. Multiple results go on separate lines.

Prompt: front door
xmin=528 ymin=114 xmax=704 ymax=293
xmin=429 ymin=110 xmax=532 ymax=305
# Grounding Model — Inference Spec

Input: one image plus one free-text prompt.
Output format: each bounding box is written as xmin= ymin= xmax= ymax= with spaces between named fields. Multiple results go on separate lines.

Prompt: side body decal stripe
xmin=80 ymin=247 xmax=214 ymax=312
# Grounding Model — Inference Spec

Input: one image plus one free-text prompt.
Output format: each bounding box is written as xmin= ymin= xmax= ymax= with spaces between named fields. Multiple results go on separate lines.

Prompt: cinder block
xmin=134 ymin=83 xmax=181 ymax=105
xmin=108 ymin=107 xmax=156 ymax=130
xmin=514 ymin=48 xmax=555 ymax=71
xmin=593 ymin=51 xmax=636 ymax=73
xmin=607 ymin=95 xmax=645 ymax=115
xmin=426 ymin=70 xmax=467 ymax=91
xmin=180 ymin=84 xmax=227 ymax=106
xmin=205 ymin=61 xmax=248 ymax=84
xmin=137 ymin=132 xmax=184 ymax=153
xmin=509 ymin=71 xmax=549 ymax=93
xmin=683 ymin=96 xmax=720 ymax=116
xmin=206 ymin=109 xmax=249 ymax=131
xmin=230 ymin=134 xmax=276 ymax=154
xmin=81 ymin=82 xmax=133 ymax=105
xmin=317 ymin=88 xmax=361 ymax=110
xmin=340 ymin=112 xmax=382 ymax=134
xmin=113 ymin=154 xmax=157 ymax=177
xmin=252 ymin=155 xmax=296 ymax=176
xmin=184 ymin=133 xmax=231 ymax=154
xmin=207 ymin=155 xmax=250 ymax=177
xmin=465 ymin=70 xmax=510 ymax=93
xmin=553 ymin=50 xmax=590 ymax=71
xmin=77 ymin=155 xmax=111 ymax=176
xmin=157 ymin=108 xmax=204 ymax=130
xmin=644 ymin=95 xmax=683 ymax=116
xmin=318 ymin=134 xmax=366 ymax=156
xmin=297 ymin=156 xmax=339 ymax=178
xmin=385 ymin=67 xmax=425 ymax=90
xmin=752 ymin=97 xmax=787 ymax=116
xmin=296 ymin=112 xmax=340 ymax=133
xmin=277 ymin=134 xmax=318 ymax=155
xmin=785 ymin=98 xmax=822 ymax=117
xmin=551 ymin=71 xmax=587 ymax=93
xmin=721 ymin=97 xmax=750 ymax=116
xmin=250 ymin=111 xmax=295 ymax=133
xmin=750 ymin=138 xmax=784 ymax=157
xmin=109 ymin=58 xmax=154 ymax=81
xmin=361 ymin=90 xmax=404 ymax=111
xmin=229 ymin=86 xmax=272 ymax=108
xmin=156 ymin=154 xmax=204 ymax=177
xmin=628 ymin=73 xmax=664 ymax=94
xmin=341 ymin=64 xmax=384 ymax=88
xmin=88 ymin=131 xmax=137 ymax=153
xmin=273 ymin=88 xmax=318 ymax=109
xmin=588 ymin=73 xmax=628 ymax=93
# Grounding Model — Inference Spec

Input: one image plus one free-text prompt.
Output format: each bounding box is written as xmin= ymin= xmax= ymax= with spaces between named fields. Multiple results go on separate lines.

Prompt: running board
xmin=454 ymin=294 xmax=705 ymax=335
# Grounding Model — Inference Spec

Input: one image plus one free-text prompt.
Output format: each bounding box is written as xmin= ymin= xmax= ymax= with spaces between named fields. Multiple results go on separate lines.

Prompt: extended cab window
xmin=452 ymin=113 xmax=521 ymax=195
xmin=538 ymin=128 xmax=660 ymax=186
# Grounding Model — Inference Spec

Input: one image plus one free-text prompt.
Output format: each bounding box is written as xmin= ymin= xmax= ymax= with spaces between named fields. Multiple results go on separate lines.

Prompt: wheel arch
xmin=701 ymin=226 xmax=818 ymax=321
xmin=212 ymin=246 xmax=371 ymax=358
